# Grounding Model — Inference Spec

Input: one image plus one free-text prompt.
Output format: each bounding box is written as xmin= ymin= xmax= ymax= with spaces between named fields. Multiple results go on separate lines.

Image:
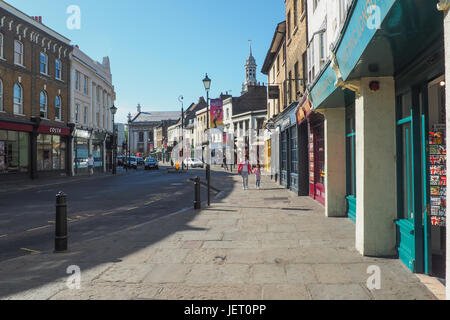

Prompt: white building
xmin=70 ymin=46 xmax=116 ymax=175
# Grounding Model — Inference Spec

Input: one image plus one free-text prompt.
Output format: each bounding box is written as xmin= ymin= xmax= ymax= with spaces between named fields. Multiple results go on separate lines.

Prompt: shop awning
xmin=309 ymin=0 xmax=443 ymax=110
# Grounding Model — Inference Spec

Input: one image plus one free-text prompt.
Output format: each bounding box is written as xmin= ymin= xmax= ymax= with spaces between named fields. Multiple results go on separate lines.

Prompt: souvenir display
xmin=429 ymin=128 xmax=446 ymax=227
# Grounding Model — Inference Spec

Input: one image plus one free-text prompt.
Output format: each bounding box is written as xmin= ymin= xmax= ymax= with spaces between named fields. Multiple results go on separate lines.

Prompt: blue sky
xmin=7 ymin=0 xmax=285 ymax=123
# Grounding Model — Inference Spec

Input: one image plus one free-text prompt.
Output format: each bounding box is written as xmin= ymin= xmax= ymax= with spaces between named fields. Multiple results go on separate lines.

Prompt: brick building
xmin=0 ymin=2 xmax=73 ymax=179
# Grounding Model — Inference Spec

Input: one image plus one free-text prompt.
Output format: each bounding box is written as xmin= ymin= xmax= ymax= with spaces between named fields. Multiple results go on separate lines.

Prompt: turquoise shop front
xmin=308 ymin=0 xmax=447 ymax=278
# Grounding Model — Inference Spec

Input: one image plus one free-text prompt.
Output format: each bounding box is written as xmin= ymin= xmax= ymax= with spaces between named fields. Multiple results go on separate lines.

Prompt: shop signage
xmin=297 ymin=99 xmax=312 ymax=125
xmin=75 ymin=129 xmax=90 ymax=139
xmin=280 ymin=118 xmax=291 ymax=132
xmin=268 ymin=86 xmax=280 ymax=99
xmin=335 ymin=0 xmax=396 ymax=80
xmin=310 ymin=0 xmax=396 ymax=109
xmin=38 ymin=125 xmax=70 ymax=136
xmin=0 ymin=121 xmax=33 ymax=132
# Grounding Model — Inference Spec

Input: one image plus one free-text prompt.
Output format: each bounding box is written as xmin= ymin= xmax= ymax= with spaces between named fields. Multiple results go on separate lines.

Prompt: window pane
xmin=19 ymin=132 xmax=29 ymax=172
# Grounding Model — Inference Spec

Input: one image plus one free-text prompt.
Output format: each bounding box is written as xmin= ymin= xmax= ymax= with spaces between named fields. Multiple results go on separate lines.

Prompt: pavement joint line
xmin=26 ymin=225 xmax=50 ymax=232
xmin=20 ymin=248 xmax=41 ymax=255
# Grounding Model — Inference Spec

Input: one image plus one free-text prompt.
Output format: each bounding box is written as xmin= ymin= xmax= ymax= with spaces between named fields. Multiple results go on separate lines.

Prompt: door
xmin=396 ymin=90 xmax=424 ymax=273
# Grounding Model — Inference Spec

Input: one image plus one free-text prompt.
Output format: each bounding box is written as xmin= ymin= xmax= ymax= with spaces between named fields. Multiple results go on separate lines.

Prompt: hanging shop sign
xmin=297 ymin=98 xmax=312 ymax=125
xmin=38 ymin=125 xmax=70 ymax=136
xmin=268 ymin=86 xmax=280 ymax=99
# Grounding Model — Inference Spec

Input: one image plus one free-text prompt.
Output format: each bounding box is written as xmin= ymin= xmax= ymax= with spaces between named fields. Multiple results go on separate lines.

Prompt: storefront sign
xmin=309 ymin=66 xmax=337 ymax=109
xmin=0 ymin=121 xmax=33 ymax=132
xmin=75 ymin=129 xmax=91 ymax=139
xmin=268 ymin=86 xmax=280 ymax=99
xmin=297 ymin=99 xmax=312 ymax=125
xmin=38 ymin=125 xmax=70 ymax=136
xmin=280 ymin=118 xmax=291 ymax=132
xmin=335 ymin=0 xmax=396 ymax=80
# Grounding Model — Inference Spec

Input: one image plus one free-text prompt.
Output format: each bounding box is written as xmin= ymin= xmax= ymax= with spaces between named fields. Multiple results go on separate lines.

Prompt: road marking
xmin=48 ymin=220 xmax=55 ymax=224
xmin=85 ymin=214 xmax=95 ymax=217
xmin=0 ymin=234 xmax=7 ymax=239
xmin=102 ymin=212 xmax=114 ymax=216
xmin=27 ymin=225 xmax=50 ymax=232
xmin=127 ymin=207 xmax=139 ymax=211
xmin=20 ymin=248 xmax=41 ymax=255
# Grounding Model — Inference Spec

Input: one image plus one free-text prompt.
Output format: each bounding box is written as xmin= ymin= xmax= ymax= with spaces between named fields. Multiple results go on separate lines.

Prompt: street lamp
xmin=110 ymin=104 xmax=118 ymax=175
xmin=179 ymin=95 xmax=185 ymax=170
xmin=203 ymin=73 xmax=211 ymax=206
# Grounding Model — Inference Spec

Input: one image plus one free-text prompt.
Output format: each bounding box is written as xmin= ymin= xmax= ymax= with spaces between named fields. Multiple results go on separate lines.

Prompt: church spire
xmin=242 ymin=40 xmax=257 ymax=94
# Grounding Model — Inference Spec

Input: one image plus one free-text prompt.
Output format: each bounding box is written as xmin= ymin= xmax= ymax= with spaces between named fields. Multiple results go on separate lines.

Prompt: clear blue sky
xmin=7 ymin=0 xmax=285 ymax=123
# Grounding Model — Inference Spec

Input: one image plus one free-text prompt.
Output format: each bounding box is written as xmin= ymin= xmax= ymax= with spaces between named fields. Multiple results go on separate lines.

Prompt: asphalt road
xmin=0 ymin=166 xmax=215 ymax=262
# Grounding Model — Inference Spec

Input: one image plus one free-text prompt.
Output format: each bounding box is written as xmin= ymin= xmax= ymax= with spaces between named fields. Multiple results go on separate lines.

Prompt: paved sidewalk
xmin=0 ymin=171 xmax=438 ymax=300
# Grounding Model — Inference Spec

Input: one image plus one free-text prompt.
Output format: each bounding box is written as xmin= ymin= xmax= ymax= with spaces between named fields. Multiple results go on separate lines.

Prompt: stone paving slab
xmin=0 ymin=171 xmax=439 ymax=300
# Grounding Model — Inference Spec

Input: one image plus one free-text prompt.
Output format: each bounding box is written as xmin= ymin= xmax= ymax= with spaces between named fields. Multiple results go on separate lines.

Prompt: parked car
xmin=117 ymin=155 xmax=124 ymax=166
xmin=137 ymin=157 xmax=145 ymax=166
xmin=144 ymin=157 xmax=159 ymax=170
xmin=128 ymin=156 xmax=138 ymax=169
xmin=184 ymin=158 xmax=204 ymax=168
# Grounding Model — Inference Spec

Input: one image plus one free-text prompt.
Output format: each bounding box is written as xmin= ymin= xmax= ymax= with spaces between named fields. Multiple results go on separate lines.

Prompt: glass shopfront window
xmin=37 ymin=134 xmax=66 ymax=171
xmin=0 ymin=130 xmax=29 ymax=173
xmin=92 ymin=142 xmax=104 ymax=171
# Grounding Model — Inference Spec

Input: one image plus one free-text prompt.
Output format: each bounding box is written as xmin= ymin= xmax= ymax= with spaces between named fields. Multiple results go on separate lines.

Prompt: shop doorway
xmin=396 ymin=76 xmax=447 ymax=280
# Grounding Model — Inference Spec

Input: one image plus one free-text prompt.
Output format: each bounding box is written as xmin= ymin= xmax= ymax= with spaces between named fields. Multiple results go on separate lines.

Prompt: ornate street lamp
xmin=202 ymin=73 xmax=212 ymax=206
xmin=110 ymin=104 xmax=118 ymax=175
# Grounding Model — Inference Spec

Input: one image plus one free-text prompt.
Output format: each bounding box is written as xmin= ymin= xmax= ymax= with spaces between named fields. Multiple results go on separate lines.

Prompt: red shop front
xmin=308 ymin=113 xmax=325 ymax=206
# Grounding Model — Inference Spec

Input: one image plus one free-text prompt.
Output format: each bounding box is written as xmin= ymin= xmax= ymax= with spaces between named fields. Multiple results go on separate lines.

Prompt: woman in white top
xmin=88 ymin=154 xmax=94 ymax=176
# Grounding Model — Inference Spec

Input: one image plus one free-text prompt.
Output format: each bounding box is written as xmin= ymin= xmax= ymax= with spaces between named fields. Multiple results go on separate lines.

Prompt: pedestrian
xmin=88 ymin=154 xmax=94 ymax=176
xmin=237 ymin=155 xmax=252 ymax=190
xmin=223 ymin=156 xmax=229 ymax=171
xmin=254 ymin=163 xmax=262 ymax=189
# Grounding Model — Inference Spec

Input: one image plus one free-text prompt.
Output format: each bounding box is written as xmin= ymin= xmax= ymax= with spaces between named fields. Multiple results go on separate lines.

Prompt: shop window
xmin=40 ymin=91 xmax=48 ymax=118
xmin=0 ymin=130 xmax=29 ymax=173
xmin=13 ymin=83 xmax=23 ymax=115
xmin=290 ymin=126 xmax=298 ymax=174
xmin=55 ymin=96 xmax=61 ymax=120
xmin=37 ymin=134 xmax=66 ymax=171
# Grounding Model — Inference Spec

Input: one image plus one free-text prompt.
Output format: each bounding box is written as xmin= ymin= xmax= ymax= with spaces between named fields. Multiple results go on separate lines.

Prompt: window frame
xmin=40 ymin=52 xmax=48 ymax=75
xmin=14 ymin=40 xmax=24 ymax=66
xmin=40 ymin=91 xmax=48 ymax=119
xmin=0 ymin=78 xmax=3 ymax=111
xmin=55 ymin=59 xmax=62 ymax=80
xmin=55 ymin=95 xmax=62 ymax=120
xmin=13 ymin=83 xmax=24 ymax=114
xmin=0 ymin=33 xmax=4 ymax=59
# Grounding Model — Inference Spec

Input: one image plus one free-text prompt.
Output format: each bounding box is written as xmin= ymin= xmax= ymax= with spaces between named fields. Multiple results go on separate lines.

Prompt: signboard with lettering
xmin=38 ymin=125 xmax=70 ymax=136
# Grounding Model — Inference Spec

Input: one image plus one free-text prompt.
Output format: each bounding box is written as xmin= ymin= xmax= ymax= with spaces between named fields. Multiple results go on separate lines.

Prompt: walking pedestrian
xmin=237 ymin=155 xmax=252 ymax=190
xmin=88 ymin=154 xmax=94 ymax=176
xmin=223 ymin=156 xmax=229 ymax=171
xmin=254 ymin=163 xmax=262 ymax=189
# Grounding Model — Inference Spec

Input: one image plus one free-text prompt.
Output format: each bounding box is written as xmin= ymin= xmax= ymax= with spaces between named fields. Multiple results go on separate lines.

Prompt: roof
xmin=232 ymin=85 xmax=267 ymax=116
xmin=130 ymin=111 xmax=181 ymax=124
xmin=261 ymin=21 xmax=286 ymax=74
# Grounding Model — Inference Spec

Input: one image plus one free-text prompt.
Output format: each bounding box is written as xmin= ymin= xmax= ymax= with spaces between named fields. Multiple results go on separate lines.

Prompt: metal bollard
xmin=55 ymin=191 xmax=68 ymax=253
xmin=194 ymin=176 xmax=201 ymax=210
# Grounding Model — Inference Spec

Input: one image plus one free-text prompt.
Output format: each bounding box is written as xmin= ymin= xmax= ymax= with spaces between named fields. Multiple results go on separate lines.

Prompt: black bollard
xmin=55 ymin=191 xmax=68 ymax=252
xmin=207 ymin=165 xmax=211 ymax=207
xmin=194 ymin=176 xmax=201 ymax=210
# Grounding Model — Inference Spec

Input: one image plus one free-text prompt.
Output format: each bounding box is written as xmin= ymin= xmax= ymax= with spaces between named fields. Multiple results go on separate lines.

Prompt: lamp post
xmin=127 ymin=119 xmax=131 ymax=173
xmin=110 ymin=105 xmax=118 ymax=175
xmin=179 ymin=95 xmax=184 ymax=170
xmin=203 ymin=73 xmax=211 ymax=206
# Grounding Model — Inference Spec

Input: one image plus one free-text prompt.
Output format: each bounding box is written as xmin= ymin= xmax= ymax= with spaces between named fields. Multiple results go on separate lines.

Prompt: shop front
xmin=0 ymin=120 xmax=32 ymax=177
xmin=73 ymin=129 xmax=90 ymax=175
xmin=307 ymin=0 xmax=447 ymax=281
xmin=36 ymin=125 xmax=70 ymax=176
xmin=91 ymin=131 xmax=106 ymax=173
